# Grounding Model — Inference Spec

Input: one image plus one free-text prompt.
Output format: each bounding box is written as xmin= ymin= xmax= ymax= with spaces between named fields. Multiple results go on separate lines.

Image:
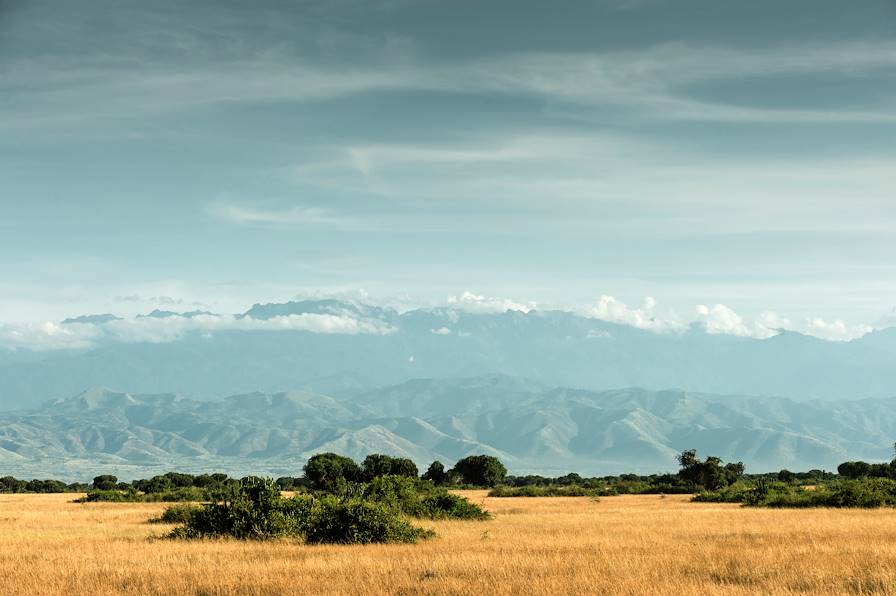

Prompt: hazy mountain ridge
xmin=2 ymin=378 xmax=896 ymax=480
xmin=1 ymin=300 xmax=896 ymax=410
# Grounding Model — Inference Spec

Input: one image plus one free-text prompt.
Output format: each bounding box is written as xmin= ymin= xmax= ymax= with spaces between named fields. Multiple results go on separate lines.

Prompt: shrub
xmin=304 ymin=496 xmax=433 ymax=544
xmin=171 ymin=478 xmax=310 ymax=540
xmin=169 ymin=477 xmax=436 ymax=544
xmin=76 ymin=486 xmax=210 ymax=503
xmin=150 ymin=504 xmax=201 ymax=524
xmin=361 ymin=475 xmax=490 ymax=520
xmin=488 ymin=485 xmax=601 ymax=498
xmin=418 ymin=492 xmax=491 ymax=520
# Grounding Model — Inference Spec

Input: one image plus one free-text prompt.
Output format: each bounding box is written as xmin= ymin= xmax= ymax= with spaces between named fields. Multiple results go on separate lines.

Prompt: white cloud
xmin=446 ymin=291 xmax=535 ymax=314
xmin=431 ymin=327 xmax=452 ymax=335
xmin=207 ymin=202 xmax=366 ymax=230
xmin=803 ymin=317 xmax=873 ymax=342
xmin=585 ymin=295 xmax=681 ymax=332
xmin=0 ymin=312 xmax=395 ymax=351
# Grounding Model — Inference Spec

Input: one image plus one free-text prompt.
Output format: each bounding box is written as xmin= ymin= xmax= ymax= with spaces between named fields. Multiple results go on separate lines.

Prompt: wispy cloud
xmin=207 ymin=202 xmax=369 ymax=230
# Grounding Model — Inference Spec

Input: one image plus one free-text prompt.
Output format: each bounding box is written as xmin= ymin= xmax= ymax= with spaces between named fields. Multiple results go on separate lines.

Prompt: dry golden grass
xmin=3 ymin=491 xmax=896 ymax=595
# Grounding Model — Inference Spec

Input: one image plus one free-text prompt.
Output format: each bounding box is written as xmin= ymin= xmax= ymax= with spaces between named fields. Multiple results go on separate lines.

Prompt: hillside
xmin=2 ymin=378 xmax=896 ymax=480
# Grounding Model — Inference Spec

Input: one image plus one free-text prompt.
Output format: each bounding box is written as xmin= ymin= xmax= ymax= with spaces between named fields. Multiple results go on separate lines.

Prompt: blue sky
xmin=2 ymin=0 xmax=895 ymax=343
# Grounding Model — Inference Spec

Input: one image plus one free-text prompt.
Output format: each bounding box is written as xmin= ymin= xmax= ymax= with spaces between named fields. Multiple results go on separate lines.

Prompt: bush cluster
xmin=488 ymin=485 xmax=601 ymax=498
xmin=167 ymin=477 xmax=444 ymax=544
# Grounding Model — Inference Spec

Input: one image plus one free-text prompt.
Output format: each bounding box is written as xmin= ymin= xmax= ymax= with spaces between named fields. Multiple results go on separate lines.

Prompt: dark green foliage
xmin=362 ymin=475 xmax=490 ymax=520
xmin=92 ymin=474 xmax=118 ymax=491
xmin=450 ymin=455 xmax=507 ymax=487
xmin=417 ymin=492 xmax=491 ymax=519
xmin=422 ymin=461 xmax=447 ymax=485
xmin=837 ymin=460 xmax=895 ymax=479
xmin=488 ymin=485 xmax=602 ymax=497
xmin=171 ymin=478 xmax=309 ymax=540
xmin=170 ymin=477 xmax=436 ymax=544
xmin=692 ymin=481 xmax=755 ymax=503
xmin=676 ymin=450 xmax=745 ymax=491
xmin=696 ymin=478 xmax=896 ymax=508
xmin=303 ymin=496 xmax=433 ymax=544
xmin=0 ymin=476 xmax=28 ymax=493
xmin=149 ymin=503 xmax=200 ymax=524
xmin=76 ymin=486 xmax=210 ymax=503
xmin=304 ymin=453 xmax=362 ymax=490
xmin=361 ymin=454 xmax=418 ymax=480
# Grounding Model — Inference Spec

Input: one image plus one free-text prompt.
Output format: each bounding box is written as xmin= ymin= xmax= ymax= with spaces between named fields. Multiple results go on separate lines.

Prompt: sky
xmin=1 ymin=0 xmax=895 ymax=345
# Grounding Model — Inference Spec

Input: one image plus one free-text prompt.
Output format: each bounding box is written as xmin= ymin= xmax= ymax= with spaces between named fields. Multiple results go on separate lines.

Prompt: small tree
xmin=304 ymin=453 xmax=361 ymax=490
xmin=450 ymin=455 xmax=507 ymax=487
xmin=92 ymin=475 xmax=118 ymax=491
xmin=361 ymin=454 xmax=419 ymax=481
xmin=421 ymin=461 xmax=447 ymax=485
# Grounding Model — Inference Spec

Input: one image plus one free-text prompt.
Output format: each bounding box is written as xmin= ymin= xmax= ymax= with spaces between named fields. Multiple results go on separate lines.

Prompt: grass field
xmin=2 ymin=491 xmax=896 ymax=595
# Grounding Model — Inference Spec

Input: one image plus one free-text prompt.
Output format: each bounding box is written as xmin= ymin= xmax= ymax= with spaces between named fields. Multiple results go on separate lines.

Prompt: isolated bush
xmin=172 ymin=478 xmax=309 ymax=539
xmin=450 ymin=455 xmax=507 ymax=487
xmin=169 ymin=477 xmax=437 ymax=544
xmin=304 ymin=496 xmax=433 ymax=544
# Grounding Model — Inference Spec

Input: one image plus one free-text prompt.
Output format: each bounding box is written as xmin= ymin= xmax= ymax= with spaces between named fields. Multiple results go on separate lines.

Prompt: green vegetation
xmin=149 ymin=503 xmax=201 ymax=524
xmin=488 ymin=485 xmax=602 ymax=497
xmin=169 ymin=477 xmax=437 ymax=544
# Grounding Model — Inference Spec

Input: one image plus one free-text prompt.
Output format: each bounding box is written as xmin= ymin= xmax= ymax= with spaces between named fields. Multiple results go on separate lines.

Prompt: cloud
xmin=585 ymin=295 xmax=681 ymax=332
xmin=430 ymin=327 xmax=452 ymax=335
xmin=446 ymin=292 xmax=535 ymax=314
xmin=207 ymin=202 xmax=367 ymax=230
xmin=803 ymin=317 xmax=873 ymax=342
xmin=0 ymin=312 xmax=395 ymax=351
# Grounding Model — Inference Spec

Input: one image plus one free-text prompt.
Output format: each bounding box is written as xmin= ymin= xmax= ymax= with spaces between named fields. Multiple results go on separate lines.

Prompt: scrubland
xmin=2 ymin=491 xmax=896 ymax=595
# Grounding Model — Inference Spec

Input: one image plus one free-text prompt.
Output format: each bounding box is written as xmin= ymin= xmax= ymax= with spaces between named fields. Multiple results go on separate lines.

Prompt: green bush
xmin=692 ymin=481 xmax=755 ymax=503
xmin=361 ymin=475 xmax=490 ymax=520
xmin=76 ymin=486 xmax=210 ymax=503
xmin=304 ymin=496 xmax=433 ymax=544
xmin=488 ymin=485 xmax=601 ymax=498
xmin=168 ymin=477 xmax=439 ymax=544
xmin=695 ymin=478 xmax=896 ymax=508
xmin=150 ymin=504 xmax=201 ymax=524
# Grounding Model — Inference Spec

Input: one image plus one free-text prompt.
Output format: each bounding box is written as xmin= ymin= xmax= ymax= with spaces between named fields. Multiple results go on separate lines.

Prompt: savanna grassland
xmin=2 ymin=491 xmax=896 ymax=595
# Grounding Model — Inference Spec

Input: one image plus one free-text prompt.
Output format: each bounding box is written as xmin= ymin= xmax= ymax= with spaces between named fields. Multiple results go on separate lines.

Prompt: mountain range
xmin=1 ymin=300 xmax=896 ymax=411
xmin=2 ymin=377 xmax=896 ymax=481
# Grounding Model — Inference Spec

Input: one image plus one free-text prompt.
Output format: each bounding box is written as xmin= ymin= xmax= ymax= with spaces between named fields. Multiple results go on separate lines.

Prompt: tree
xmin=304 ymin=453 xmax=361 ymax=490
xmin=778 ymin=469 xmax=795 ymax=483
xmin=361 ymin=454 xmax=419 ymax=481
xmin=676 ymin=450 xmax=744 ymax=491
xmin=450 ymin=455 xmax=507 ymax=487
xmin=92 ymin=475 xmax=118 ymax=491
xmin=421 ymin=461 xmax=447 ymax=485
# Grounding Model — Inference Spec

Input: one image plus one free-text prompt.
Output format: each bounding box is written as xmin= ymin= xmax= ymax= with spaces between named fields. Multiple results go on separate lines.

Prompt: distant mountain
xmin=2 ymin=378 xmax=896 ymax=481
xmin=1 ymin=299 xmax=895 ymax=410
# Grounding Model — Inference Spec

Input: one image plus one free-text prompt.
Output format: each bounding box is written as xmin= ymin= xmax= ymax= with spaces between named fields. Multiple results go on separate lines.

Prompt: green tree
xmin=421 ymin=461 xmax=447 ymax=485
xmin=450 ymin=455 xmax=507 ymax=487
xmin=92 ymin=475 xmax=118 ymax=491
xmin=361 ymin=454 xmax=419 ymax=481
xmin=304 ymin=453 xmax=361 ymax=490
